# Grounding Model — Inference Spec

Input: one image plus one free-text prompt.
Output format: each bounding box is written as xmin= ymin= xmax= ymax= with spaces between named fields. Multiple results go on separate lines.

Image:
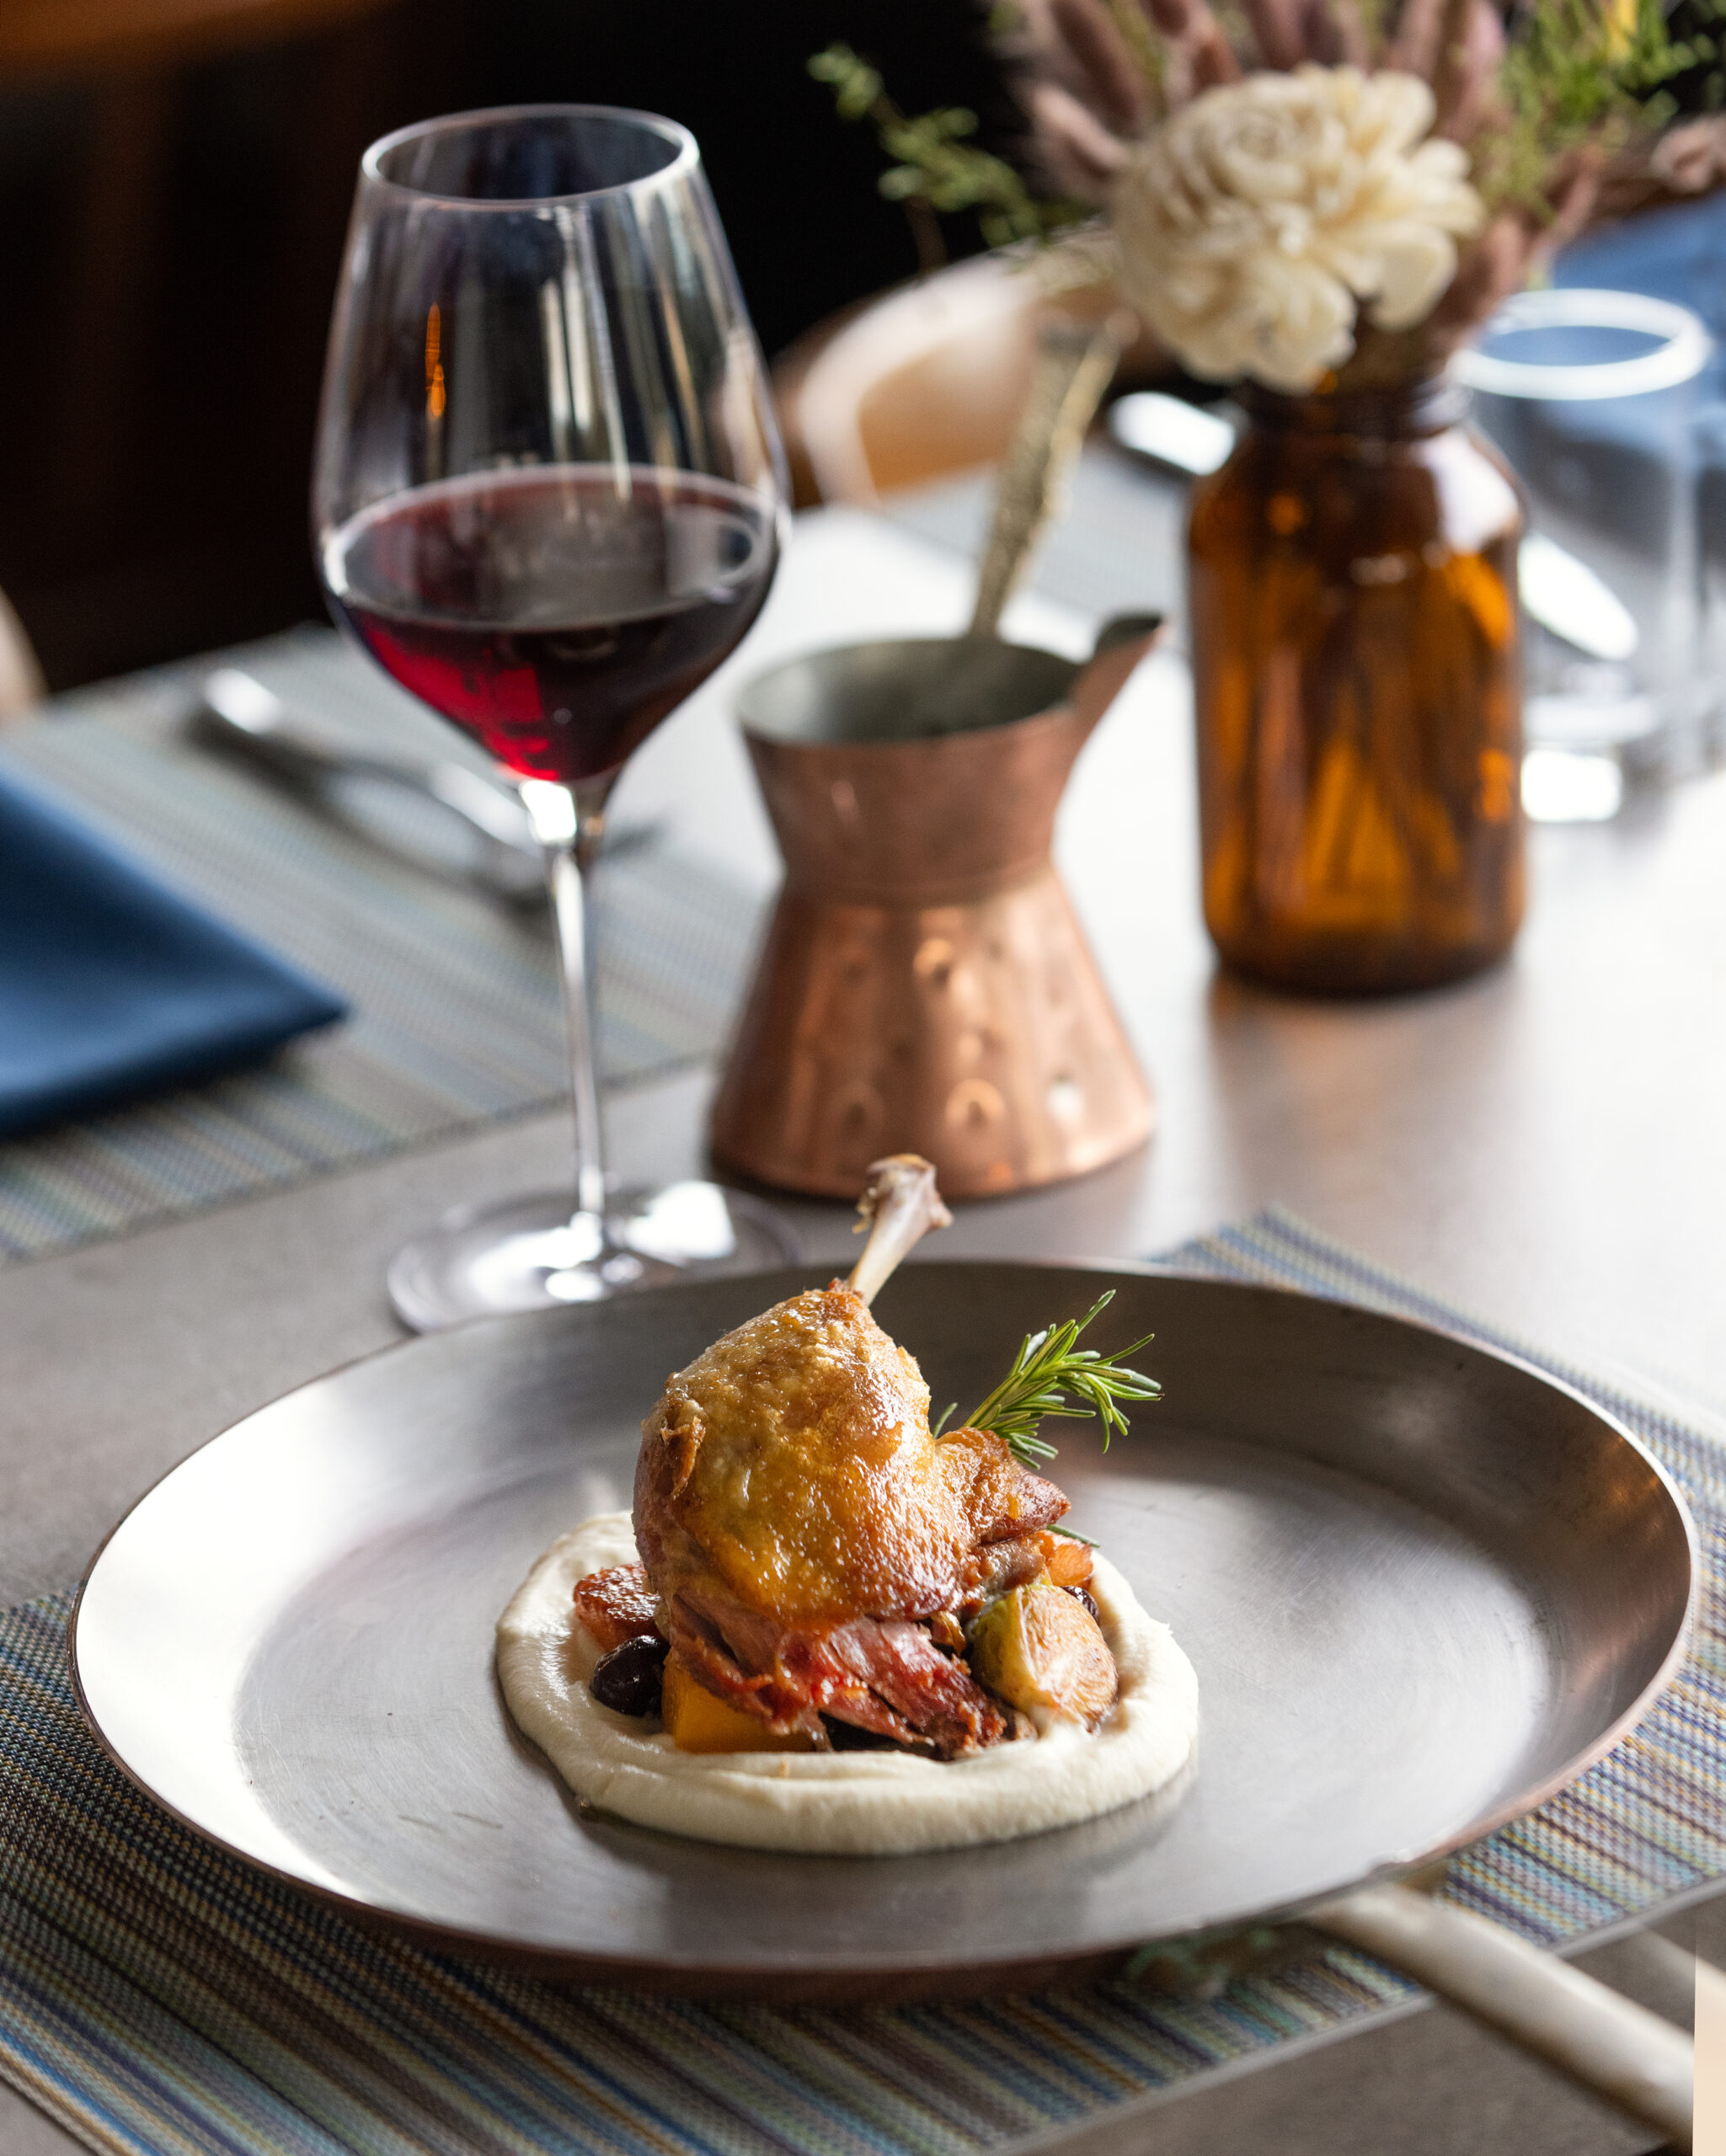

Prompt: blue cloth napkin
xmin=0 ymin=760 xmax=346 ymax=1138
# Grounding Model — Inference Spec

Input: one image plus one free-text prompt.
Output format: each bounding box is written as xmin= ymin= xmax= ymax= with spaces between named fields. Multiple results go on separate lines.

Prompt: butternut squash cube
xmin=660 ymin=1657 xmax=815 ymax=1753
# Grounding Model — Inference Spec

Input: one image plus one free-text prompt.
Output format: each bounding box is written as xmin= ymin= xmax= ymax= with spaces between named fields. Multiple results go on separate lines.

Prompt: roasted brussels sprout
xmin=967 ymin=1582 xmax=1118 ymax=1726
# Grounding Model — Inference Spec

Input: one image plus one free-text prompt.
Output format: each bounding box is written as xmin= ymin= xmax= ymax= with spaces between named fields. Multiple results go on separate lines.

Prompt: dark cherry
xmin=1061 ymin=1583 xmax=1102 ymax=1622
xmin=590 ymin=1634 xmax=669 ymax=1716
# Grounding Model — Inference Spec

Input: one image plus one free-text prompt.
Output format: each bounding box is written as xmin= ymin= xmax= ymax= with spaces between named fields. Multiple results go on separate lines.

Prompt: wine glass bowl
xmin=323 ymin=465 xmax=778 ymax=789
xmin=313 ymin=105 xmax=797 ymax=1327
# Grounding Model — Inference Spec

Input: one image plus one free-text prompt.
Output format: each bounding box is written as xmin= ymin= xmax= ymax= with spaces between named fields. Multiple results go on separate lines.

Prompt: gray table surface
xmin=2 ymin=478 xmax=1718 ymax=2156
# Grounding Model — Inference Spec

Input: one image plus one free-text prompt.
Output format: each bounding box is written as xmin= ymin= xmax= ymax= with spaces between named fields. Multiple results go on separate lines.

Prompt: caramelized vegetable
xmin=572 ymin=1563 xmax=660 ymax=1654
xmin=1044 ymin=1536 xmax=1094 ymax=1589
xmin=967 ymin=1582 xmax=1119 ymax=1726
xmin=660 ymin=1657 xmax=816 ymax=1754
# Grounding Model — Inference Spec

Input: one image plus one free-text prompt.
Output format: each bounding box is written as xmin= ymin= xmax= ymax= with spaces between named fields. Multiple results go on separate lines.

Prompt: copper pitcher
xmin=709 ymin=621 xmax=1161 ymax=1199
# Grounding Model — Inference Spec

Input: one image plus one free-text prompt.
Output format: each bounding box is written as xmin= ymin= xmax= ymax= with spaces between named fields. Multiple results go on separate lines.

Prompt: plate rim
xmin=68 ymin=1257 xmax=1699 ymax=1989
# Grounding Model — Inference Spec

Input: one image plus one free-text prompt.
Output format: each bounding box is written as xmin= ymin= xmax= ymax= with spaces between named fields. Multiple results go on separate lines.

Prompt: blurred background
xmin=0 ymin=0 xmax=1023 ymax=691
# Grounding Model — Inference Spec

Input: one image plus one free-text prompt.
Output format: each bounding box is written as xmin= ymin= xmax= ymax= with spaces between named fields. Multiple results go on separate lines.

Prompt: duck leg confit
xmin=583 ymin=1156 xmax=1110 ymax=1754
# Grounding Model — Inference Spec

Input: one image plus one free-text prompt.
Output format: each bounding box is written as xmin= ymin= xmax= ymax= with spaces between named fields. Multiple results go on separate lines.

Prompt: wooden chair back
xmin=775 ymin=250 xmax=1161 ymax=506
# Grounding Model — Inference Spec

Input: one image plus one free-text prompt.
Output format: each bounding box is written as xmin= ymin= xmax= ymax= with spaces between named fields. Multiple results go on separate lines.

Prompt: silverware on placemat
xmin=190 ymin=670 xmax=657 ymax=902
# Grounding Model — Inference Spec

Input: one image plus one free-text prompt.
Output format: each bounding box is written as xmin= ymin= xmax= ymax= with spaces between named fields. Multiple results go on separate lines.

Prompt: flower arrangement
xmin=815 ymin=0 xmax=1719 ymax=393
xmin=1112 ymin=67 xmax=1483 ymax=390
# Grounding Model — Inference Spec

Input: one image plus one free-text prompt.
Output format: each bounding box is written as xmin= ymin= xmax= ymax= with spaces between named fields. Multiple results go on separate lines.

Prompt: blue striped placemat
xmin=0 ymin=1209 xmax=1718 ymax=2155
xmin=0 ymin=629 xmax=761 ymax=1267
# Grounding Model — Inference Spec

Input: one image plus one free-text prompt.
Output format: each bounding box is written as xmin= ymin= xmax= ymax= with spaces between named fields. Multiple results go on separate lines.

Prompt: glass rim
xmin=360 ymin=103 xmax=699 ymax=211
xmin=1451 ymin=287 xmax=1712 ymax=402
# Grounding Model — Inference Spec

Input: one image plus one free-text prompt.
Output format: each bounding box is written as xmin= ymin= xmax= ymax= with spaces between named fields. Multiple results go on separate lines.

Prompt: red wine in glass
xmin=314 ymin=104 xmax=795 ymax=1325
xmin=323 ymin=465 xmax=778 ymax=784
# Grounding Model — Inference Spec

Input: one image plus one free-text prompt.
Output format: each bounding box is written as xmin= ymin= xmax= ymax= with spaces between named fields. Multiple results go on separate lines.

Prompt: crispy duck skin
xmin=633 ymin=1282 xmax=1070 ymax=1757
xmin=957 ymin=1529 xmax=1092 ymax=1616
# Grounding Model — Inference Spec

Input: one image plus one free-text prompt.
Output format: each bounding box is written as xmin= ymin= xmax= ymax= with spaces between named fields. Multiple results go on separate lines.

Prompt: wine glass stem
xmin=522 ymin=779 xmax=612 ymax=1236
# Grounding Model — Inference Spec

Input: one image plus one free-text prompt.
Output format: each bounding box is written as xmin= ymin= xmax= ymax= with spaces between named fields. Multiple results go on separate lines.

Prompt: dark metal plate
xmin=72 ymin=1264 xmax=1694 ymax=1994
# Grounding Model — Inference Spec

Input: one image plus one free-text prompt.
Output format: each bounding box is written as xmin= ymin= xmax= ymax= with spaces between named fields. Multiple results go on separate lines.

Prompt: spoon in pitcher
xmin=968 ymin=312 xmax=1130 ymax=642
xmin=902 ymin=312 xmax=1129 ymax=736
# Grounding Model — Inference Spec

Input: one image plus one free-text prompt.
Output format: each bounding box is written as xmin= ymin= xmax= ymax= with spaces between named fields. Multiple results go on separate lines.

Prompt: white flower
xmin=1112 ymin=67 xmax=1484 ymax=393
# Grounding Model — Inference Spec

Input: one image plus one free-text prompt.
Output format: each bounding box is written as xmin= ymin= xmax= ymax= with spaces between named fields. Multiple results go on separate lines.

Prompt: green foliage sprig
xmin=966 ymin=1291 xmax=1162 ymax=1469
xmin=1477 ymin=0 xmax=1688 ymax=210
xmin=1660 ymin=0 xmax=1726 ymax=114
xmin=809 ymin=44 xmax=1087 ymax=252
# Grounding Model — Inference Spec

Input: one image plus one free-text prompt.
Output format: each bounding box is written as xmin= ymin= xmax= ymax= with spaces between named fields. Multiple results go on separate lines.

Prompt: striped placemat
xmin=0 ymin=628 xmax=762 ymax=1267
xmin=0 ymin=1209 xmax=1718 ymax=2156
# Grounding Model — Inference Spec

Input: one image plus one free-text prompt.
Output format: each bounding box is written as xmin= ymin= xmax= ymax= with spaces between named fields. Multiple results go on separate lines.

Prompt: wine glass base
xmin=387 ymin=1182 xmax=802 ymax=1332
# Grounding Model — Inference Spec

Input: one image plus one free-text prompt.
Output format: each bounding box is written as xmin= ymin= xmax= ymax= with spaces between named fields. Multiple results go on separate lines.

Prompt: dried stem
xmin=1385 ymin=0 xmax=1445 ymax=77
xmin=1138 ymin=0 xmax=1243 ymax=86
xmin=1429 ymin=0 xmax=1483 ymax=136
xmin=1051 ymin=0 xmax=1152 ymax=130
xmin=1029 ymin=81 xmax=1134 ymax=198
xmin=1242 ymin=0 xmax=1309 ymax=70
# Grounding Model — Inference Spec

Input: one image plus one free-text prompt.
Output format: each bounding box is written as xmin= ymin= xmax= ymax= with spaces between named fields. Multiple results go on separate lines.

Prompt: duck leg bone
xmin=847 ymin=1155 xmax=954 ymax=1306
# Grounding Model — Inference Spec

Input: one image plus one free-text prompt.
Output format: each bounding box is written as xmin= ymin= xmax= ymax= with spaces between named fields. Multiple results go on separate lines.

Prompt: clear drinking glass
xmin=313 ymin=105 xmax=796 ymax=1327
xmin=1454 ymin=288 xmax=1714 ymax=822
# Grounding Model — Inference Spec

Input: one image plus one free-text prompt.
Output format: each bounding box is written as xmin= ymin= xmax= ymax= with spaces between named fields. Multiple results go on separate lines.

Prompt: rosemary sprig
xmin=965 ymin=1291 xmax=1161 ymax=1469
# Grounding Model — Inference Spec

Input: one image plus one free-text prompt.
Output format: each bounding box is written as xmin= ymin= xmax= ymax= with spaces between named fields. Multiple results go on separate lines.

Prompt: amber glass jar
xmin=1188 ymin=376 xmax=1525 ymax=994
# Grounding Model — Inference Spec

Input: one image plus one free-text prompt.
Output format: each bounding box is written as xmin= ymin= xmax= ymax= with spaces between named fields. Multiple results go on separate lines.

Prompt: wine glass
xmin=313 ymin=105 xmax=796 ymax=1328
